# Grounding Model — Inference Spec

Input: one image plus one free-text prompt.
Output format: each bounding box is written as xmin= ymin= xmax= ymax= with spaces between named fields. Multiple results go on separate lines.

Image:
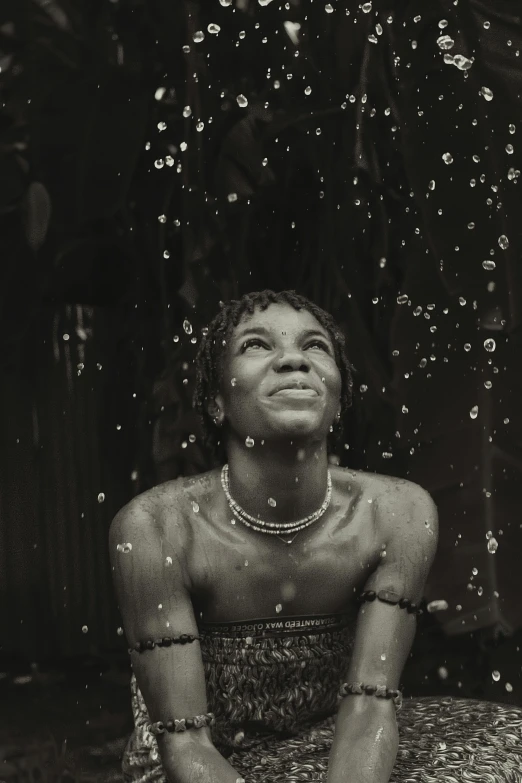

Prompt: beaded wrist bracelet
xmin=338 ymin=682 xmax=403 ymax=711
xmin=128 ymin=634 xmax=200 ymax=654
xmin=358 ymin=589 xmax=423 ymax=616
xmin=150 ymin=712 xmax=215 ymax=736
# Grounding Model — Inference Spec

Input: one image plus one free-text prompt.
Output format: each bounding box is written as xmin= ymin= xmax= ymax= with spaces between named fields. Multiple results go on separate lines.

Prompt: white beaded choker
xmin=220 ymin=463 xmax=332 ymax=545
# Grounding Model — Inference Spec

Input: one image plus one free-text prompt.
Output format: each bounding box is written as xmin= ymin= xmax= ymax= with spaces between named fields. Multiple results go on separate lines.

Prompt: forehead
xmin=232 ymin=302 xmax=328 ymax=337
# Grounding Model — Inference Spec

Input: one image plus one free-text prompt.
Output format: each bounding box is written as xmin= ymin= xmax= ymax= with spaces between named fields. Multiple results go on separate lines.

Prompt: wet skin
xmin=143 ymin=466 xmax=405 ymax=623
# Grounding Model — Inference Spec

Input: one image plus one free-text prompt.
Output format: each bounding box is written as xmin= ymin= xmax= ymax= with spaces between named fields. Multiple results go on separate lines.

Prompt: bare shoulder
xmin=109 ymin=470 xmax=220 ymax=547
xmin=335 ymin=467 xmax=437 ymax=535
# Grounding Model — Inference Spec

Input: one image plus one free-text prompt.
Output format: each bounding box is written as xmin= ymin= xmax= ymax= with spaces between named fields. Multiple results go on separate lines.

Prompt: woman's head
xmin=193 ymin=290 xmax=354 ymax=461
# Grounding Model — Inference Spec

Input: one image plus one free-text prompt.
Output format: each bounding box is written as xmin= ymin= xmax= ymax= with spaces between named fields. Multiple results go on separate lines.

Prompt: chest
xmin=188 ymin=499 xmax=383 ymax=622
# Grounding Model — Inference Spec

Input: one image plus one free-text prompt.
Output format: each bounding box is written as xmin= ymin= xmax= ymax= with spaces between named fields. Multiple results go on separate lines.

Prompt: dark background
xmin=1 ymin=0 xmax=522 ymax=780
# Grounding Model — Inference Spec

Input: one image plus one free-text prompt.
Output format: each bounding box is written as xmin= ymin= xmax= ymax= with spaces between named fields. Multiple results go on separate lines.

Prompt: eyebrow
xmin=234 ymin=326 xmax=332 ymax=343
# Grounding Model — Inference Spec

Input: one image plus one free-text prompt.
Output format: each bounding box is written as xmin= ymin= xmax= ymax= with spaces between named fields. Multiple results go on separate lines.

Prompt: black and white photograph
xmin=1 ymin=1 xmax=522 ymax=781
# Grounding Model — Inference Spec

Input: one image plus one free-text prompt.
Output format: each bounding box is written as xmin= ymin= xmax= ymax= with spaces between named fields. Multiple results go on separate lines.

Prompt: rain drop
xmin=397 ymin=294 xmax=409 ymax=304
xmin=219 ymin=0 xmax=232 ymax=5
xmin=361 ymin=2 xmax=372 ymax=12
xmin=505 ymin=683 xmax=513 ymax=693
xmin=237 ymin=94 xmax=248 ymax=108
xmin=193 ymin=31 xmax=205 ymax=43
xmin=482 ymin=259 xmax=496 ymax=270
xmin=438 ymin=666 xmax=449 ymax=680
xmin=480 ymin=86 xmax=494 ymax=101
xmin=492 ymin=670 xmax=501 ymax=682
xmin=427 ymin=600 xmax=449 ymax=612
xmin=437 ymin=35 xmax=455 ymax=50
xmin=192 ymin=501 xmax=200 ymax=513
xmin=453 ymin=55 xmax=474 ymax=71
xmin=231 ymin=378 xmax=237 ymax=386
xmin=117 ymin=542 xmax=133 ymax=554
xmin=506 ymin=144 xmax=514 ymax=155
xmin=275 ymin=603 xmax=283 ymax=613
xmin=98 ymin=493 xmax=105 ymax=503
xmin=196 ymin=121 xmax=205 ymax=132
xmin=208 ymin=23 xmax=221 ymax=34
xmin=470 ymin=405 xmax=479 ymax=419
xmin=268 ymin=498 xmax=277 ymax=507
xmin=228 ymin=193 xmax=238 ymax=203
xmin=487 ymin=537 xmax=498 ymax=554
xmin=484 ymin=338 xmax=496 ymax=352
xmin=165 ymin=556 xmax=173 ymax=566
xmin=325 ymin=3 xmax=334 ymax=12
xmin=442 ymin=152 xmax=453 ymax=165
xmin=245 ymin=436 xmax=255 ymax=448
xmin=183 ymin=319 xmax=193 ymax=335
xmin=183 ymin=106 xmax=192 ymax=118
xmin=82 ymin=625 xmax=89 ymax=634
xmin=158 ymin=214 xmax=167 ymax=224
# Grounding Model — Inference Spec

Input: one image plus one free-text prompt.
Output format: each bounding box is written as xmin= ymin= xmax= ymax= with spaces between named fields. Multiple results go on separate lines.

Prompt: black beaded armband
xmin=150 ymin=712 xmax=215 ymax=736
xmin=358 ymin=589 xmax=423 ymax=616
xmin=128 ymin=634 xmax=200 ymax=654
xmin=338 ymin=682 xmax=403 ymax=711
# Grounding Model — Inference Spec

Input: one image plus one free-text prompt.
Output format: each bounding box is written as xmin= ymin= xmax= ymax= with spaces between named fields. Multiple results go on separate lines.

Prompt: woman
xmin=110 ymin=290 xmax=522 ymax=783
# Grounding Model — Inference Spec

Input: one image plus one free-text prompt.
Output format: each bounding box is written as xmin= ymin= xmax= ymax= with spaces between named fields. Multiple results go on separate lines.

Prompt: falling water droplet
xmin=470 ymin=405 xmax=479 ymax=419
xmin=82 ymin=625 xmax=89 ymax=634
xmin=193 ymin=31 xmax=205 ymax=43
xmin=437 ymin=35 xmax=455 ymax=50
xmin=183 ymin=319 xmax=193 ymax=335
xmin=464 ymin=343 xmax=472 ymax=352
xmin=442 ymin=152 xmax=454 ymax=164
xmin=484 ymin=338 xmax=496 ymax=352
xmin=325 ymin=3 xmax=334 ymax=12
xmin=165 ymin=556 xmax=173 ymax=566
xmin=228 ymin=193 xmax=238 ymax=203
xmin=245 ymin=436 xmax=255 ymax=448
xmin=183 ymin=106 xmax=192 ymax=118
xmin=208 ymin=23 xmax=221 ymax=34
xmin=498 ymin=235 xmax=509 ymax=250
xmin=98 ymin=493 xmax=105 ymax=503
xmin=453 ymin=55 xmax=474 ymax=71
xmin=397 ymin=294 xmax=409 ymax=304
xmin=487 ymin=537 xmax=498 ymax=554
xmin=492 ymin=670 xmax=501 ymax=681
xmin=219 ymin=0 xmax=232 ymax=6
xmin=505 ymin=683 xmax=513 ymax=693
xmin=231 ymin=378 xmax=237 ymax=386
xmin=158 ymin=214 xmax=167 ymax=224
xmin=196 ymin=121 xmax=205 ymax=132
xmin=237 ymin=94 xmax=248 ymax=108
xmin=480 ymin=86 xmax=494 ymax=101
xmin=427 ymin=599 xmax=449 ymax=612
xmin=192 ymin=501 xmax=200 ymax=513
xmin=275 ymin=603 xmax=283 ymax=613
xmin=482 ymin=259 xmax=496 ymax=270
xmin=361 ymin=2 xmax=373 ymax=12
xmin=268 ymin=498 xmax=277 ymax=507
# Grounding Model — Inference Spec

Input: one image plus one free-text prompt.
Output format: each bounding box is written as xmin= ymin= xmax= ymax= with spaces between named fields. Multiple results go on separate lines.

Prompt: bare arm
xmin=109 ymin=496 xmax=242 ymax=783
xmin=327 ymin=482 xmax=439 ymax=783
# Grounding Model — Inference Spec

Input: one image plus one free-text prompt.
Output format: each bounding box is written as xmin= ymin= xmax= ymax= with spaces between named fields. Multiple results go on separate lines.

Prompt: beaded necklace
xmin=220 ymin=463 xmax=332 ymax=545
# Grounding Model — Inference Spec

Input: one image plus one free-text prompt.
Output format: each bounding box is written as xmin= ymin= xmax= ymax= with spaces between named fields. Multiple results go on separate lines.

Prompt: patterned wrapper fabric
xmin=122 ymin=615 xmax=522 ymax=782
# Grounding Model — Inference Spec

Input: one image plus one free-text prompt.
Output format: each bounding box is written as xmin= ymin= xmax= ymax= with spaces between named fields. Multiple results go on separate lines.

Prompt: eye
xmin=241 ymin=338 xmax=268 ymax=351
xmin=306 ymin=340 xmax=331 ymax=353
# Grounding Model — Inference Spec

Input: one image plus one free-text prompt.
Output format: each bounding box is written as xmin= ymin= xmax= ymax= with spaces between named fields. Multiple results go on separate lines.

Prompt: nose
xmin=274 ymin=348 xmax=311 ymax=374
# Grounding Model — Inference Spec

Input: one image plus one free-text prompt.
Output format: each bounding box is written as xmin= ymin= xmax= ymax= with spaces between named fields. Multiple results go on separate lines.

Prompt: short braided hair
xmin=192 ymin=290 xmax=355 ymax=463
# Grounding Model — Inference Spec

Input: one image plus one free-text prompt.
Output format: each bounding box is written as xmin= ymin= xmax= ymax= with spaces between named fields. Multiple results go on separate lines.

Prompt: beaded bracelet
xmin=128 ymin=634 xmax=200 ymax=654
xmin=358 ymin=589 xmax=423 ymax=616
xmin=338 ymin=682 xmax=403 ymax=711
xmin=150 ymin=712 xmax=215 ymax=736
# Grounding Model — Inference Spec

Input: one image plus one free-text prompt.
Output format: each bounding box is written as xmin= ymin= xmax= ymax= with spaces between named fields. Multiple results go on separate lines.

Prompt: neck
xmin=224 ymin=437 xmax=331 ymax=524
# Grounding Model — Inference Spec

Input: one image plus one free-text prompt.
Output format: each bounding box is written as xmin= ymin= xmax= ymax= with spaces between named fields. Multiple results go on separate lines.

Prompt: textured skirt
xmin=123 ymin=692 xmax=522 ymax=783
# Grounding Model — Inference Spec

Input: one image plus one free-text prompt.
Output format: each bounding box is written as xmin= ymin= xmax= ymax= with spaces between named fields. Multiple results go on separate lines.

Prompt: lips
xmin=270 ymin=380 xmax=318 ymax=395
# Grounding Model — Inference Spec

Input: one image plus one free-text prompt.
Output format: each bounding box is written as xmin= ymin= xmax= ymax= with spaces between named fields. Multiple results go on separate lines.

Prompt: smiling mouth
xmin=272 ymin=388 xmax=318 ymax=396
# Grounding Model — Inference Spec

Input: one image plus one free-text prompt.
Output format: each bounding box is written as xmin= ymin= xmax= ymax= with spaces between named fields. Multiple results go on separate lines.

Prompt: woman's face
xmin=212 ymin=303 xmax=342 ymax=447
